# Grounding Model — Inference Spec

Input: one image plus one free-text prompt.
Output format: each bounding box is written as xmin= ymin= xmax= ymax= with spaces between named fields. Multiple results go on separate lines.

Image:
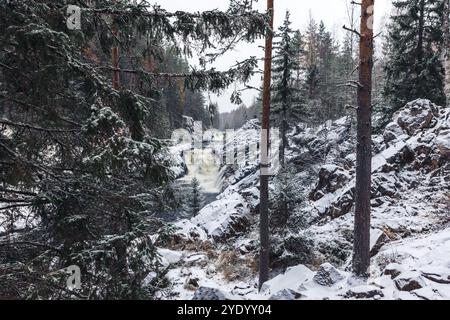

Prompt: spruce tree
xmin=189 ymin=178 xmax=203 ymax=216
xmin=0 ymin=0 xmax=267 ymax=299
xmin=383 ymin=0 xmax=446 ymax=118
xmin=272 ymin=11 xmax=304 ymax=166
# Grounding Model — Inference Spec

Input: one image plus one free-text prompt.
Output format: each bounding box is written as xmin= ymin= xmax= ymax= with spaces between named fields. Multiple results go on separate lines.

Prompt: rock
xmin=345 ymin=285 xmax=384 ymax=299
xmin=370 ymin=228 xmax=389 ymax=257
xmin=157 ymin=248 xmax=183 ymax=267
xmin=313 ymin=263 xmax=345 ymax=287
xmin=310 ymin=166 xmax=350 ymax=201
xmin=173 ymin=219 xmax=207 ymax=242
xmin=394 ymin=272 xmax=426 ymax=291
xmin=396 ymin=99 xmax=439 ymax=136
xmin=192 ymin=287 xmax=231 ymax=300
xmin=420 ymin=266 xmax=450 ymax=284
xmin=269 ymin=289 xmax=304 ymax=300
xmin=436 ymin=129 xmax=450 ymax=160
xmin=185 ymin=277 xmax=200 ymax=290
xmin=411 ymin=287 xmax=442 ymax=300
xmin=383 ymin=122 xmax=405 ymax=145
xmin=261 ymin=265 xmax=314 ymax=294
xmin=191 ymin=192 xmax=252 ymax=242
xmin=383 ymin=263 xmax=405 ymax=279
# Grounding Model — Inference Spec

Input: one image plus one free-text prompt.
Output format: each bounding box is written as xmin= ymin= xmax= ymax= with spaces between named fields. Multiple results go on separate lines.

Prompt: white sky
xmin=154 ymin=0 xmax=392 ymax=112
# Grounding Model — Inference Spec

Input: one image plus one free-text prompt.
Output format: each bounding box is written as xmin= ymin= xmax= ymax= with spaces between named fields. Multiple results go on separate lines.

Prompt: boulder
xmin=313 ymin=263 xmax=345 ymax=286
xmin=436 ymin=129 xmax=450 ymax=160
xmin=411 ymin=287 xmax=442 ymax=300
xmin=383 ymin=122 xmax=405 ymax=145
xmin=345 ymin=285 xmax=384 ymax=299
xmin=192 ymin=287 xmax=233 ymax=300
xmin=396 ymin=99 xmax=439 ymax=136
xmin=173 ymin=219 xmax=207 ymax=243
xmin=261 ymin=265 xmax=314 ymax=294
xmin=370 ymin=229 xmax=389 ymax=257
xmin=383 ymin=263 xmax=404 ymax=279
xmin=191 ymin=192 xmax=252 ymax=242
xmin=310 ymin=165 xmax=350 ymax=201
xmin=269 ymin=289 xmax=304 ymax=300
xmin=420 ymin=266 xmax=450 ymax=284
xmin=394 ymin=272 xmax=426 ymax=291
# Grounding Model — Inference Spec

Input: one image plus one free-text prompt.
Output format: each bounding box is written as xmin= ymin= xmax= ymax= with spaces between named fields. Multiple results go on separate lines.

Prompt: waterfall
xmin=178 ymin=148 xmax=221 ymax=194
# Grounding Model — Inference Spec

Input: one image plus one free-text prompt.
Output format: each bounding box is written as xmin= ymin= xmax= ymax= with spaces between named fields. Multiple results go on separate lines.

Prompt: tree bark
xmin=352 ymin=0 xmax=374 ymax=278
xmin=112 ymin=0 xmax=120 ymax=90
xmin=259 ymin=0 xmax=274 ymax=291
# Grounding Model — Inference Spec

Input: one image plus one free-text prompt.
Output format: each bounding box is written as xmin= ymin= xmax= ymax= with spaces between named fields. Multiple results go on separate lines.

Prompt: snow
xmin=191 ymin=191 xmax=249 ymax=240
xmin=260 ymin=265 xmax=314 ymax=295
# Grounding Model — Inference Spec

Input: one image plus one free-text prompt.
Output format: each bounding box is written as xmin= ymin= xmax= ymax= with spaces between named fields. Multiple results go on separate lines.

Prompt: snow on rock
xmin=191 ymin=191 xmax=251 ymax=241
xmin=420 ymin=266 xmax=450 ymax=284
xmin=344 ymin=285 xmax=384 ymax=299
xmin=370 ymin=228 xmax=389 ymax=256
xmin=394 ymin=272 xmax=426 ymax=292
xmin=260 ymin=265 xmax=314 ymax=295
xmin=313 ymin=263 xmax=345 ymax=287
xmin=396 ymin=99 xmax=439 ymax=136
xmin=173 ymin=219 xmax=208 ymax=242
xmin=193 ymin=287 xmax=240 ymax=300
xmin=383 ymin=263 xmax=405 ymax=279
xmin=269 ymin=289 xmax=304 ymax=300
xmin=158 ymin=248 xmax=183 ymax=267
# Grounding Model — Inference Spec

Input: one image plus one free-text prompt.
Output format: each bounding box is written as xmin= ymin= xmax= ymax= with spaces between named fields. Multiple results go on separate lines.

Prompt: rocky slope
xmin=157 ymin=99 xmax=450 ymax=300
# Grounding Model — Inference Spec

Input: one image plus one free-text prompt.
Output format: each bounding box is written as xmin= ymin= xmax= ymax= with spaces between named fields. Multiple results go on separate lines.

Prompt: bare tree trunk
xmin=112 ymin=1 xmax=120 ymax=90
xmin=259 ymin=0 xmax=274 ymax=291
xmin=444 ymin=0 xmax=450 ymax=105
xmin=352 ymin=0 xmax=374 ymax=278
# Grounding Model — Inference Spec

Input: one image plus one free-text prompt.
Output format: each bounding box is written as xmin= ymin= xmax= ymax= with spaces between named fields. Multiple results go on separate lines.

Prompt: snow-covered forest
xmin=0 ymin=0 xmax=449 ymax=301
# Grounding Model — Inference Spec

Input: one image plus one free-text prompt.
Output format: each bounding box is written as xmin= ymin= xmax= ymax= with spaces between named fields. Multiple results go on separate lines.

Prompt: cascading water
xmin=178 ymin=148 xmax=221 ymax=195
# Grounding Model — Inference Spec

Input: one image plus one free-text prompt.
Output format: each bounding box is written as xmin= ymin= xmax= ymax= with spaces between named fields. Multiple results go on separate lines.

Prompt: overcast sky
xmin=155 ymin=0 xmax=392 ymax=112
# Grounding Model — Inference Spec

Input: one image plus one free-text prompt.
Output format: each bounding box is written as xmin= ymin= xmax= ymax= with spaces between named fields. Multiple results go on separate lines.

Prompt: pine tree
xmin=383 ymin=0 xmax=446 ymax=117
xmin=352 ymin=0 xmax=375 ymax=278
xmin=272 ymin=11 xmax=304 ymax=166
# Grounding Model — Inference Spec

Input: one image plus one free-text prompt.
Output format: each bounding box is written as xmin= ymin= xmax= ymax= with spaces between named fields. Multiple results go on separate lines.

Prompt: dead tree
xmin=353 ymin=0 xmax=374 ymax=277
xmin=344 ymin=0 xmax=375 ymax=277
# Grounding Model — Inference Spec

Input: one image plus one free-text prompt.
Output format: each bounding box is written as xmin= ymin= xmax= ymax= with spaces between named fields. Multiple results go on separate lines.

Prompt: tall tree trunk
xmin=352 ymin=0 xmax=374 ymax=278
xmin=444 ymin=0 xmax=450 ymax=105
xmin=259 ymin=0 xmax=274 ymax=291
xmin=112 ymin=1 xmax=120 ymax=90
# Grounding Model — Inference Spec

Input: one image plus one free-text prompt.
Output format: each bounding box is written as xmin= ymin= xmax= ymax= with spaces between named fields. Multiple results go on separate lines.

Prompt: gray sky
xmin=155 ymin=0 xmax=392 ymax=112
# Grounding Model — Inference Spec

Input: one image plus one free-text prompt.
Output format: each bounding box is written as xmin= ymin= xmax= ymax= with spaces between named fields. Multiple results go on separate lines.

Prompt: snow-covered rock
xmin=383 ymin=263 xmax=405 ymax=279
xmin=313 ymin=263 xmax=345 ymax=287
xmin=344 ymin=285 xmax=384 ymax=299
xmin=173 ymin=219 xmax=208 ymax=242
xmin=394 ymin=272 xmax=426 ymax=291
xmin=269 ymin=289 xmax=304 ymax=300
xmin=261 ymin=265 xmax=314 ymax=294
xmin=158 ymin=248 xmax=183 ymax=267
xmin=191 ymin=191 xmax=251 ymax=241
xmin=192 ymin=287 xmax=239 ymax=300
xmin=420 ymin=266 xmax=450 ymax=284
